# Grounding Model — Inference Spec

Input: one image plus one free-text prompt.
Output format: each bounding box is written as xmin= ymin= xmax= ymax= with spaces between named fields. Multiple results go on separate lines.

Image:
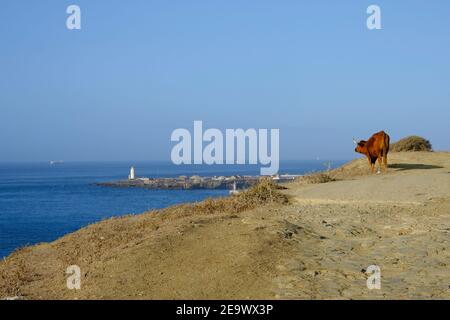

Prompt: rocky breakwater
xmin=96 ymin=175 xmax=263 ymax=190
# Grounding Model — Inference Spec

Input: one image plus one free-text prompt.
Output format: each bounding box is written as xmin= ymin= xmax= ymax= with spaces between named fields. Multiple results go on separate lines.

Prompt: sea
xmin=0 ymin=160 xmax=345 ymax=258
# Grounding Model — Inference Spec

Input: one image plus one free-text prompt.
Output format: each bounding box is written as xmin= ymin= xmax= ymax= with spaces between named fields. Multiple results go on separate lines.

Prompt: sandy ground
xmin=1 ymin=152 xmax=449 ymax=299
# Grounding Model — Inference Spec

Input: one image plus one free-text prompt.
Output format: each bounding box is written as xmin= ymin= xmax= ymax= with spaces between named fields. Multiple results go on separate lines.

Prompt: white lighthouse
xmin=128 ymin=166 xmax=135 ymax=180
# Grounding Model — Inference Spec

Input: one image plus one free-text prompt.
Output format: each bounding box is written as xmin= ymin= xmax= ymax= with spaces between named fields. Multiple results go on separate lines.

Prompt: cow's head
xmin=354 ymin=140 xmax=367 ymax=154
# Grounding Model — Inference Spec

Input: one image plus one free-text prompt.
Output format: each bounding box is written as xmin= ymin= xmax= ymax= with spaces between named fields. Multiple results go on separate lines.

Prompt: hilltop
xmin=1 ymin=152 xmax=450 ymax=299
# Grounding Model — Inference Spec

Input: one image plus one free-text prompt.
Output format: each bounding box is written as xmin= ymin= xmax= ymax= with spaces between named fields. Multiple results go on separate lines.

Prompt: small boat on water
xmin=50 ymin=160 xmax=64 ymax=165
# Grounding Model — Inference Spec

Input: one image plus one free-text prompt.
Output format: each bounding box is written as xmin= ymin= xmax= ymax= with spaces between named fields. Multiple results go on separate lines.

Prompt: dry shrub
xmin=186 ymin=178 xmax=289 ymax=215
xmin=301 ymin=172 xmax=336 ymax=184
xmin=390 ymin=136 xmax=432 ymax=152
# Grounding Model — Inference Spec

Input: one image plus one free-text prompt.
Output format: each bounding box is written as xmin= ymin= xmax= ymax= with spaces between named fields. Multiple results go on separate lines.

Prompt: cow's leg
xmin=367 ymin=157 xmax=375 ymax=173
xmin=383 ymin=152 xmax=388 ymax=172
xmin=377 ymin=157 xmax=383 ymax=173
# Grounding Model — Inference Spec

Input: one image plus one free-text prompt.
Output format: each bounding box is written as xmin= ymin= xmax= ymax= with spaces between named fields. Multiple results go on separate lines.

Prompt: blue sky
xmin=1 ymin=0 xmax=449 ymax=161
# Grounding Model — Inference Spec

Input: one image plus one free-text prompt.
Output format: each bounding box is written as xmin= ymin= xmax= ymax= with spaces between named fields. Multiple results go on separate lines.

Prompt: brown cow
xmin=354 ymin=131 xmax=390 ymax=173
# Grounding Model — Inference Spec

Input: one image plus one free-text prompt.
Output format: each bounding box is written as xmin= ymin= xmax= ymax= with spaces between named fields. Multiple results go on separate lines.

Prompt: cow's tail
xmin=382 ymin=132 xmax=390 ymax=170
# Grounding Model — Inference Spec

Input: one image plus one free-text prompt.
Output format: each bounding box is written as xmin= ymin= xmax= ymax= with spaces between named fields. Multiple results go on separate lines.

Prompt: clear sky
xmin=1 ymin=0 xmax=449 ymax=161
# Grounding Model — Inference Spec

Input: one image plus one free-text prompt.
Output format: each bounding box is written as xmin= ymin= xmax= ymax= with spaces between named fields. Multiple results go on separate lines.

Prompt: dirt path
xmin=274 ymin=152 xmax=450 ymax=299
xmin=1 ymin=152 xmax=449 ymax=299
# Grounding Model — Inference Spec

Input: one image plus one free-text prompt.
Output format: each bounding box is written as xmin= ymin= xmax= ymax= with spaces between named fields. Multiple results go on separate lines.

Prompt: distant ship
xmin=50 ymin=160 xmax=64 ymax=165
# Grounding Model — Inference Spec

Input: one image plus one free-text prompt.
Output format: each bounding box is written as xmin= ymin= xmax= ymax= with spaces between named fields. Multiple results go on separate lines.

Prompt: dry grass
xmin=391 ymin=136 xmax=432 ymax=152
xmin=0 ymin=252 xmax=33 ymax=298
xmin=299 ymin=171 xmax=336 ymax=184
xmin=185 ymin=178 xmax=289 ymax=214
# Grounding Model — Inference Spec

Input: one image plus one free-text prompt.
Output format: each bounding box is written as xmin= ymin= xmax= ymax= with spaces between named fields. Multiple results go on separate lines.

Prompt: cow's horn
xmin=352 ymin=138 xmax=358 ymax=145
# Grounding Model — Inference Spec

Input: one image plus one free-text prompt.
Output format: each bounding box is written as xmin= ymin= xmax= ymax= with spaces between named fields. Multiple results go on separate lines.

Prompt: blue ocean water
xmin=0 ymin=160 xmax=345 ymax=258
